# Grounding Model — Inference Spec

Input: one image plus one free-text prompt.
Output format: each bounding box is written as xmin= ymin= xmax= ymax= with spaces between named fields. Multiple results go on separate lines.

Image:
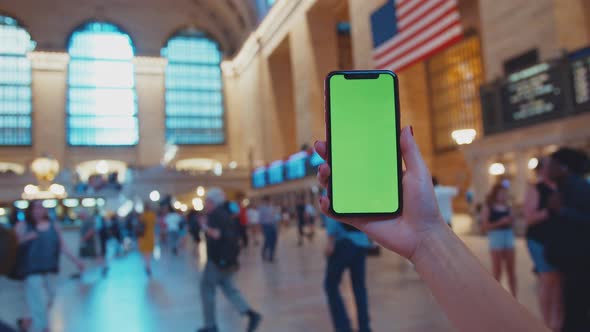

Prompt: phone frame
xmin=324 ymin=70 xmax=403 ymax=218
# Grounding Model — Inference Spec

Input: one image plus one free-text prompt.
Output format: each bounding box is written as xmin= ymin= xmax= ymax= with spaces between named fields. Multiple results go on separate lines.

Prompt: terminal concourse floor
xmin=1 ymin=225 xmax=539 ymax=332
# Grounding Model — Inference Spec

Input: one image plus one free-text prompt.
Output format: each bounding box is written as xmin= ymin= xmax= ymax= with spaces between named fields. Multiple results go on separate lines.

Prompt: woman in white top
xmin=164 ymin=206 xmax=183 ymax=255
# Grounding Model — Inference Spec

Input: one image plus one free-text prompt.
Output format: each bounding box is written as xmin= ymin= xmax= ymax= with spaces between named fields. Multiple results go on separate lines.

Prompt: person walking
xmin=295 ymin=197 xmax=307 ymax=246
xmin=237 ymin=194 xmax=249 ymax=248
xmin=164 ymin=205 xmax=183 ymax=255
xmin=78 ymin=211 xmax=97 ymax=260
xmin=523 ymin=157 xmax=562 ymax=331
xmin=433 ymin=177 xmax=458 ymax=227
xmin=246 ymin=204 xmax=260 ymax=246
xmin=197 ymin=187 xmax=262 ymax=332
xmin=258 ymin=196 xmax=279 ymax=262
xmin=323 ymin=215 xmax=372 ymax=332
xmin=15 ymin=200 xmax=84 ymax=332
xmin=95 ymin=211 xmax=110 ymax=276
xmin=137 ymin=203 xmax=157 ymax=276
xmin=481 ymin=183 xmax=517 ymax=297
xmin=545 ymin=148 xmax=590 ymax=332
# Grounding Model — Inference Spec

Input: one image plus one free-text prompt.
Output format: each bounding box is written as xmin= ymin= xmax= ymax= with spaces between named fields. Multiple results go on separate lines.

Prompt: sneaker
xmin=197 ymin=326 xmax=218 ymax=332
xmin=246 ymin=311 xmax=262 ymax=332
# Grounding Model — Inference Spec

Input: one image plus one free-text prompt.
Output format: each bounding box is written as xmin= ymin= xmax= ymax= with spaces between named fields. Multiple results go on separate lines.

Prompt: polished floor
xmin=1 ymin=221 xmax=540 ymax=332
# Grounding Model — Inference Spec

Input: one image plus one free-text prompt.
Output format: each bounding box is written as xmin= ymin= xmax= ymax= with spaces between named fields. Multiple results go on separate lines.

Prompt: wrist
xmin=410 ymin=221 xmax=452 ymax=266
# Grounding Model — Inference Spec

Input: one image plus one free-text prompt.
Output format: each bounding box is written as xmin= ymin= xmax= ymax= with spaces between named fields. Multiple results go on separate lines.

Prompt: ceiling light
xmin=489 ymin=163 xmax=506 ymax=176
xmin=528 ymin=157 xmax=539 ymax=170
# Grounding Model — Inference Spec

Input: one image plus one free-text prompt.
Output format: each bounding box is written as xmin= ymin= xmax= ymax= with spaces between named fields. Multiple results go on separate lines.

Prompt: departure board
xmin=571 ymin=51 xmax=590 ymax=112
xmin=500 ymin=62 xmax=565 ymax=127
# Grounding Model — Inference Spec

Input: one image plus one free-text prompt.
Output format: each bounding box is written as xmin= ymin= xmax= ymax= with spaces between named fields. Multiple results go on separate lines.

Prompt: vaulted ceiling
xmin=0 ymin=0 xmax=259 ymax=56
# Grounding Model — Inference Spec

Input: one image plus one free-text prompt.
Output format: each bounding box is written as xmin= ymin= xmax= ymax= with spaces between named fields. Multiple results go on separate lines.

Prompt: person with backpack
xmin=323 ymin=214 xmax=372 ymax=332
xmin=14 ymin=200 xmax=84 ymax=332
xmin=197 ymin=187 xmax=262 ymax=332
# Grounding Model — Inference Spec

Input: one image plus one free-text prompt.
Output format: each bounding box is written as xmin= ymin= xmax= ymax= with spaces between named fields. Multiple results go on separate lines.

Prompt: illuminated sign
xmin=252 ymin=167 xmax=267 ymax=189
xmin=286 ymin=151 xmax=307 ymax=180
xmin=267 ymin=160 xmax=284 ymax=185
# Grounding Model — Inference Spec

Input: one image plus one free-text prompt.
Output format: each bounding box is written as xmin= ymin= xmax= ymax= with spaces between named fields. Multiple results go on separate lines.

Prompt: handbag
xmin=0 ymin=227 xmax=18 ymax=276
xmin=8 ymin=240 xmax=32 ymax=281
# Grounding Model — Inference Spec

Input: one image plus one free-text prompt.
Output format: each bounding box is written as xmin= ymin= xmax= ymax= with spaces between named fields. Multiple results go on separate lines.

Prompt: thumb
xmin=400 ymin=126 xmax=429 ymax=177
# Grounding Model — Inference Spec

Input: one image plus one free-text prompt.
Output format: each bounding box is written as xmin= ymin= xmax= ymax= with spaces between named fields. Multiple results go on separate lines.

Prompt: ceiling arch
xmin=0 ymin=0 xmax=259 ymax=56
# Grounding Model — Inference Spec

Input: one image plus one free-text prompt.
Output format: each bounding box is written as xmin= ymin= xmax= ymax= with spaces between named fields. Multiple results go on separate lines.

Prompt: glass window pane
xmin=163 ymin=29 xmax=225 ymax=145
xmin=0 ymin=15 xmax=34 ymax=145
xmin=427 ymin=36 xmax=484 ymax=151
xmin=67 ymin=22 xmax=138 ymax=146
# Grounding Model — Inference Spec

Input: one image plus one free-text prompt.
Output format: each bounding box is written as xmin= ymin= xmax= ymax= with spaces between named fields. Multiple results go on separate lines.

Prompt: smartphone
xmin=325 ymin=70 xmax=402 ymax=217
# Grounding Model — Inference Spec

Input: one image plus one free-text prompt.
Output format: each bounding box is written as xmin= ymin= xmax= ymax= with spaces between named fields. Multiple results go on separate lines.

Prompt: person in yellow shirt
xmin=138 ymin=203 xmax=157 ymax=276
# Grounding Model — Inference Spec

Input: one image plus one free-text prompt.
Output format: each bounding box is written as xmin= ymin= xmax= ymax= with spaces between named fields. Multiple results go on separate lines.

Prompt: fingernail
xmin=410 ymin=126 xmax=414 ymax=136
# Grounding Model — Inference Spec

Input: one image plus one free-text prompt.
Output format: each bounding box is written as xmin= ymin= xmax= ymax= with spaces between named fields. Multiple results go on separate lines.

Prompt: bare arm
xmin=523 ymin=185 xmax=548 ymax=226
xmin=55 ymin=223 xmax=84 ymax=271
xmin=81 ymin=228 xmax=95 ymax=242
xmin=324 ymin=235 xmax=336 ymax=257
xmin=315 ymin=127 xmax=548 ymax=332
xmin=15 ymin=222 xmax=37 ymax=243
xmin=480 ymin=205 xmax=491 ymax=232
xmin=203 ymin=227 xmax=221 ymax=240
xmin=413 ymin=223 xmax=548 ymax=332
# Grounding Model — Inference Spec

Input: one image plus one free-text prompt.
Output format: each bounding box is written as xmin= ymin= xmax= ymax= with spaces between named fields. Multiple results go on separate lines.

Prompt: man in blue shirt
xmin=324 ymin=216 xmax=372 ymax=332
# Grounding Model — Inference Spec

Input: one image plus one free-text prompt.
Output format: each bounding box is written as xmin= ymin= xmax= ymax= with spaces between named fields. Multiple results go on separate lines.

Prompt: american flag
xmin=371 ymin=0 xmax=463 ymax=72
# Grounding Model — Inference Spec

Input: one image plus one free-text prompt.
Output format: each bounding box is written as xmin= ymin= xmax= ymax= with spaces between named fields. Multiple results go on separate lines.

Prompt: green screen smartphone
xmin=325 ymin=70 xmax=402 ymax=217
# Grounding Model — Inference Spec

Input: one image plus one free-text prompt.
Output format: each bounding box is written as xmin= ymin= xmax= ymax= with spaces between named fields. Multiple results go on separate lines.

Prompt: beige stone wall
xmin=553 ymin=0 xmax=590 ymax=52
xmin=0 ymin=53 xmax=236 ymax=172
xmin=479 ymin=0 xmax=590 ymax=81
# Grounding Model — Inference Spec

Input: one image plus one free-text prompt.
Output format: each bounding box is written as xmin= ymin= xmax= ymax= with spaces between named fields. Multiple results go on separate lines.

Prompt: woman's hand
xmin=315 ymin=126 xmax=446 ymax=261
xmin=324 ymin=238 xmax=335 ymax=257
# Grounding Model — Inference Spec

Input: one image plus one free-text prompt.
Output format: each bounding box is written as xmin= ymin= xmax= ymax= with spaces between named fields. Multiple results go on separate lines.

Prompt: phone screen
xmin=327 ymin=71 xmax=401 ymax=215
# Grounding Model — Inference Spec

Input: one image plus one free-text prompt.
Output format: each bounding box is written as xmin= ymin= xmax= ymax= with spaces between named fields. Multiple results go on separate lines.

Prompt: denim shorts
xmin=527 ymin=239 xmax=557 ymax=273
xmin=488 ymin=229 xmax=515 ymax=250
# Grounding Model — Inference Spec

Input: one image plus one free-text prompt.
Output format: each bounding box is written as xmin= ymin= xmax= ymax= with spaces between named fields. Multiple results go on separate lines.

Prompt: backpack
xmin=211 ymin=210 xmax=241 ymax=270
xmin=0 ymin=226 xmax=17 ymax=276
xmin=0 ymin=225 xmax=31 ymax=281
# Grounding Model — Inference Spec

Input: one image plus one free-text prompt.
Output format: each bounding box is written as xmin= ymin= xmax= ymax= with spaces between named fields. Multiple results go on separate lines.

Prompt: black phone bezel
xmin=324 ymin=70 xmax=403 ymax=218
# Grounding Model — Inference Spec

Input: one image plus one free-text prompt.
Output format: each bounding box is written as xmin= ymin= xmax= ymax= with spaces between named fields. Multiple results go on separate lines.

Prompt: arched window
xmin=0 ymin=15 xmax=34 ymax=145
xmin=162 ymin=29 xmax=224 ymax=145
xmin=67 ymin=22 xmax=137 ymax=146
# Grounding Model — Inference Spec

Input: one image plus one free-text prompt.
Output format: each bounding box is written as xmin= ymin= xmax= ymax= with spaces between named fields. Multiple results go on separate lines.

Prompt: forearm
xmin=412 ymin=223 xmax=547 ymax=332
xmin=61 ymin=244 xmax=82 ymax=266
xmin=18 ymin=232 xmax=36 ymax=243
xmin=204 ymin=227 xmax=221 ymax=240
xmin=524 ymin=210 xmax=547 ymax=226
